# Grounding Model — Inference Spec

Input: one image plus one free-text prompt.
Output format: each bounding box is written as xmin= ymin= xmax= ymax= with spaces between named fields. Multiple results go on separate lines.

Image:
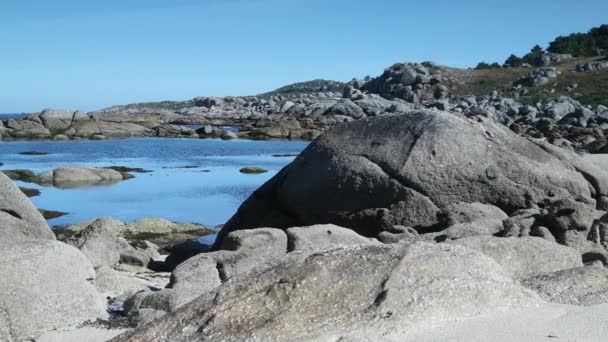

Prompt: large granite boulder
xmin=0 ymin=240 xmax=106 ymax=341
xmin=115 ymin=242 xmax=538 ymax=341
xmin=0 ymin=172 xmax=54 ymax=241
xmin=221 ymin=110 xmax=597 ymax=243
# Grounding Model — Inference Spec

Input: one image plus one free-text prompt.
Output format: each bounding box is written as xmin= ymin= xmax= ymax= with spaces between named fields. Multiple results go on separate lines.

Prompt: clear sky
xmin=1 ymin=0 xmax=607 ymax=113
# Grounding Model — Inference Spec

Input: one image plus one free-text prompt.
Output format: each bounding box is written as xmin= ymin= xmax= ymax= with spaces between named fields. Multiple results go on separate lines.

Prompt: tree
xmin=548 ymin=33 xmax=595 ymax=56
xmin=475 ymin=61 xmax=501 ymax=70
xmin=523 ymin=45 xmax=545 ymax=64
xmin=504 ymin=54 xmax=523 ymax=68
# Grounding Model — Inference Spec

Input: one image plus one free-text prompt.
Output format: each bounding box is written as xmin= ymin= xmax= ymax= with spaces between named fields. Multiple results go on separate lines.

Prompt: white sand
xmin=401 ymin=303 xmax=608 ymax=342
xmin=36 ymin=326 xmax=127 ymax=342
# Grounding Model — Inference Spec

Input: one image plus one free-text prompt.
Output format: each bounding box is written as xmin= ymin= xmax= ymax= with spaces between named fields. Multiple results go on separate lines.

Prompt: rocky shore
xmin=2 ymin=103 xmax=608 ymax=340
xmin=3 ymin=56 xmax=607 ymax=152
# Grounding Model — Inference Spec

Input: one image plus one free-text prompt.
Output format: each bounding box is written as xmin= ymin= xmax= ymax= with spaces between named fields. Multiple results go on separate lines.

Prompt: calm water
xmin=0 ymin=138 xmax=307 ymax=228
xmin=0 ymin=113 xmax=26 ymax=119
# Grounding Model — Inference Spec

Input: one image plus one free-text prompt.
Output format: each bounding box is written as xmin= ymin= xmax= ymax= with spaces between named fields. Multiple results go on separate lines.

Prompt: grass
xmin=447 ymin=56 xmax=608 ymax=107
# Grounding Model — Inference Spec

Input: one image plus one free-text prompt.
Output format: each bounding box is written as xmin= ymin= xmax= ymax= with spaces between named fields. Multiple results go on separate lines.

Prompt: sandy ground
xmin=401 ymin=303 xmax=608 ymax=342
xmin=36 ymin=326 xmax=127 ymax=342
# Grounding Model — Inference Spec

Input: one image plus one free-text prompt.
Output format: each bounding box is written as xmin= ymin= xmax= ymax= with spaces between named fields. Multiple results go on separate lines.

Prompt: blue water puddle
xmin=0 ymin=138 xmax=307 ymax=228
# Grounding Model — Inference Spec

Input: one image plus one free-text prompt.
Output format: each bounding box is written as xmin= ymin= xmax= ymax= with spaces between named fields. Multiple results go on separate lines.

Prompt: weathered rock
xmin=63 ymin=217 xmax=148 ymax=268
xmin=0 ymin=240 xmax=106 ymax=341
xmin=0 ymin=172 xmax=54 ymax=241
xmin=124 ymin=228 xmax=287 ymax=323
xmin=38 ymin=166 xmax=132 ymax=188
xmin=121 ymin=218 xmax=214 ymax=246
xmin=286 ymin=224 xmax=378 ymax=252
xmin=544 ymin=198 xmax=602 ymax=248
xmin=449 ymin=236 xmax=582 ymax=279
xmin=94 ymin=265 xmax=160 ymax=298
xmin=377 ymin=225 xmax=419 ymax=244
xmin=239 ymin=166 xmax=268 ymax=174
xmin=221 ymin=110 xmax=595 ymax=243
xmin=522 ymin=265 xmax=608 ymax=305
xmin=116 ymin=242 xmax=537 ymax=341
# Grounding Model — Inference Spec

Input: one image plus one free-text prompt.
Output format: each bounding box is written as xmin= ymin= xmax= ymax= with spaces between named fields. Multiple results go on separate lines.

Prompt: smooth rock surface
xmin=115 ymin=242 xmax=538 ymax=341
xmin=449 ymin=236 xmax=583 ymax=279
xmin=0 ymin=240 xmax=106 ymax=341
xmin=0 ymin=172 xmax=54 ymax=241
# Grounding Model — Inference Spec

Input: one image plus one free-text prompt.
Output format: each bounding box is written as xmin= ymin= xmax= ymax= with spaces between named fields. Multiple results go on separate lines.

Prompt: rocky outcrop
xmin=221 ymin=110 xmax=600 ymax=243
xmin=115 ymin=242 xmax=538 ymax=341
xmin=62 ymin=217 xmax=150 ymax=269
xmin=0 ymin=172 xmax=54 ymax=241
xmin=522 ymin=264 xmax=608 ymax=305
xmin=38 ymin=166 xmax=133 ymax=188
xmin=514 ymin=67 xmax=560 ymax=87
xmin=123 ymin=228 xmax=287 ymax=323
xmin=56 ymin=217 xmax=215 ymax=247
xmin=449 ymin=236 xmax=582 ymax=279
xmin=576 ymin=60 xmax=608 ymax=72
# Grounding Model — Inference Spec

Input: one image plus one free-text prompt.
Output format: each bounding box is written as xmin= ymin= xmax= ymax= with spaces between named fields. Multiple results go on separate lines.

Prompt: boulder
xmin=285 ymin=224 xmax=378 ymax=252
xmin=522 ymin=265 xmax=608 ymax=305
xmin=38 ymin=166 xmax=132 ymax=188
xmin=115 ymin=242 xmax=537 ymax=341
xmin=124 ymin=228 xmax=287 ymax=323
xmin=377 ymin=225 xmax=419 ymax=244
xmin=63 ymin=217 xmax=149 ymax=268
xmin=0 ymin=172 xmax=54 ymax=241
xmin=121 ymin=218 xmax=214 ymax=246
xmin=94 ymin=265 xmax=159 ymax=298
xmin=221 ymin=110 xmax=595 ymax=243
xmin=0 ymin=240 xmax=106 ymax=341
xmin=449 ymin=236 xmax=582 ymax=279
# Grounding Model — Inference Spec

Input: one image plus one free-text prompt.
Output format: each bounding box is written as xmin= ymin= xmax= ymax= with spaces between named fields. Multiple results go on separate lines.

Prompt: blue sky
xmin=1 ymin=0 xmax=607 ymax=112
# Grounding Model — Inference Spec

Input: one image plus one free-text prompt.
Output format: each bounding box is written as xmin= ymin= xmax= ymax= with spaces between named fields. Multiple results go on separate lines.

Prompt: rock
xmin=522 ymin=265 xmax=608 ymax=305
xmin=38 ymin=208 xmax=69 ymax=220
xmin=515 ymin=67 xmax=560 ymax=87
xmin=63 ymin=217 xmax=148 ymax=268
xmin=216 ymin=228 xmax=288 ymax=279
xmin=116 ymin=242 xmax=537 ymax=341
xmin=285 ymin=224 xmax=378 ymax=252
xmin=162 ymin=239 xmax=211 ymax=271
xmin=94 ymin=265 xmax=159 ymax=298
xmin=377 ymin=225 xmax=419 ymax=244
xmin=544 ymin=198 xmax=601 ymax=249
xmin=219 ymin=130 xmax=238 ymax=140
xmin=124 ymin=228 xmax=287 ymax=322
xmin=449 ymin=236 xmax=582 ymax=279
xmin=221 ymin=110 xmax=595 ymax=243
xmin=38 ymin=166 xmax=133 ymax=188
xmin=18 ymin=186 xmax=41 ymax=197
xmin=502 ymin=208 xmax=542 ymax=237
xmin=18 ymin=150 xmax=51 ymax=155
xmin=52 ymin=134 xmax=70 ymax=141
xmin=0 ymin=240 xmax=106 ymax=341
xmin=437 ymin=202 xmax=508 ymax=228
xmin=121 ymin=218 xmax=214 ymax=246
xmin=239 ymin=166 xmax=268 ymax=174
xmin=0 ymin=172 xmax=54 ymax=241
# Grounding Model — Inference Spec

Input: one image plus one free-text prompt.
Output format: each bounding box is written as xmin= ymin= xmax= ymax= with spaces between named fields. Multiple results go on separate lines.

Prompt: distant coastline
xmin=0 ymin=113 xmax=26 ymax=119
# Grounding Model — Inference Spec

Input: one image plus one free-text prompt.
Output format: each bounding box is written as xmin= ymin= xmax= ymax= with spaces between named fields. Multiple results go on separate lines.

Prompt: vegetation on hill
xmin=258 ymin=79 xmax=346 ymax=97
xmin=454 ymin=56 xmax=608 ymax=107
xmin=548 ymin=24 xmax=608 ymax=56
xmin=475 ymin=24 xmax=607 ymax=69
